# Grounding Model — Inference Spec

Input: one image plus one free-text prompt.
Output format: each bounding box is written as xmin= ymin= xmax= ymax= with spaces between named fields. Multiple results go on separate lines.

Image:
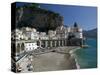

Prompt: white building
xmin=39 ymin=32 xmax=49 ymax=40
xmin=22 ymin=34 xmax=29 ymax=40
xmin=74 ymin=28 xmax=83 ymax=38
xmin=48 ymin=30 xmax=56 ymax=38
xmin=31 ymin=32 xmax=39 ymax=40
xmin=56 ymin=25 xmax=69 ymax=39
xmin=25 ymin=42 xmax=38 ymax=52
xmin=11 ymin=29 xmax=24 ymax=40
xmin=69 ymin=26 xmax=83 ymax=39
xmin=22 ymin=27 xmax=39 ymax=40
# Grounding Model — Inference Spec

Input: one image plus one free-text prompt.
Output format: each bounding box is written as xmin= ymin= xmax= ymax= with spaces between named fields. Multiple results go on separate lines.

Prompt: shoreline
xmin=31 ymin=46 xmax=81 ymax=72
xmin=54 ymin=46 xmax=81 ymax=69
xmin=69 ymin=47 xmax=81 ymax=69
xmin=14 ymin=46 xmax=81 ymax=72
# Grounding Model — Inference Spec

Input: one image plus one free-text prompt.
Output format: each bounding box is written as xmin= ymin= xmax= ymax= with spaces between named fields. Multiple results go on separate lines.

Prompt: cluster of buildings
xmin=11 ymin=24 xmax=83 ymax=72
xmin=11 ymin=24 xmax=83 ymax=55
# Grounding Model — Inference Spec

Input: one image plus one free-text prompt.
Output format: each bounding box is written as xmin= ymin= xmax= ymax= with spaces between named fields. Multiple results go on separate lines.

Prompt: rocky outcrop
xmin=15 ymin=5 xmax=63 ymax=32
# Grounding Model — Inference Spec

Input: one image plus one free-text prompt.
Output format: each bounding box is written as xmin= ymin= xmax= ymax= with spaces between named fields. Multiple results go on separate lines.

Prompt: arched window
xmin=21 ymin=43 xmax=24 ymax=51
xmin=48 ymin=40 xmax=50 ymax=47
xmin=56 ymin=41 xmax=59 ymax=47
xmin=17 ymin=44 xmax=20 ymax=53
xmin=60 ymin=40 xmax=62 ymax=46
xmin=52 ymin=40 xmax=55 ymax=47
xmin=37 ymin=41 xmax=40 ymax=46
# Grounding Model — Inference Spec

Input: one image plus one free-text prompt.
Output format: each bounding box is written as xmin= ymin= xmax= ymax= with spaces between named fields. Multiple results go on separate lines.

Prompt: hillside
xmin=14 ymin=4 xmax=63 ymax=32
xmin=83 ymin=28 xmax=97 ymax=38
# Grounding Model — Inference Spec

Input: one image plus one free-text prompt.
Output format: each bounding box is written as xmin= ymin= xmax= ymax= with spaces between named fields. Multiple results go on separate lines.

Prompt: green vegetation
xmin=15 ymin=3 xmax=63 ymax=32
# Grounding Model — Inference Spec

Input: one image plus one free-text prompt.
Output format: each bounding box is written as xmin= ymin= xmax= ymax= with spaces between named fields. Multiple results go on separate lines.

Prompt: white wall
xmin=74 ymin=32 xmax=83 ymax=38
xmin=25 ymin=43 xmax=38 ymax=51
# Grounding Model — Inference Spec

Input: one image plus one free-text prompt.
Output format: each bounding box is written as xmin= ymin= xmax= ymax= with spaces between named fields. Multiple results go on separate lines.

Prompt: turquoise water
xmin=75 ymin=38 xmax=97 ymax=68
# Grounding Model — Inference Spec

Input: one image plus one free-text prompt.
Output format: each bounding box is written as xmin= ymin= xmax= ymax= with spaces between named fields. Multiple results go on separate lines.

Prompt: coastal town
xmin=11 ymin=23 xmax=84 ymax=72
xmin=11 ymin=2 xmax=97 ymax=73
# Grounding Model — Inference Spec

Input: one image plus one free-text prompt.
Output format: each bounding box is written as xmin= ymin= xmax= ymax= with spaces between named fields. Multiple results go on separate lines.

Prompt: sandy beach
xmin=31 ymin=46 xmax=80 ymax=72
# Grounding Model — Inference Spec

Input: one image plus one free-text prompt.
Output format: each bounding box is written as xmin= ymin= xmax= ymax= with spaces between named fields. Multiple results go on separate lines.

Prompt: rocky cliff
xmin=15 ymin=4 xmax=63 ymax=32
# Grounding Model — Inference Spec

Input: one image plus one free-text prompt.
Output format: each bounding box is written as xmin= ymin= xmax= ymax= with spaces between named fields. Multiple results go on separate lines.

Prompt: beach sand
xmin=31 ymin=47 xmax=80 ymax=72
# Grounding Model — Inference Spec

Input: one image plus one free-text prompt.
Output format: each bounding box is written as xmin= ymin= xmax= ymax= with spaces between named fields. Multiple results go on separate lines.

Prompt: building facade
xmin=25 ymin=42 xmax=38 ymax=52
xmin=11 ymin=24 xmax=83 ymax=55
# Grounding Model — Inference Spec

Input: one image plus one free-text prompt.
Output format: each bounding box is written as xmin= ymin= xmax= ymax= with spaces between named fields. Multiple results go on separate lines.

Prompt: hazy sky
xmin=16 ymin=2 xmax=97 ymax=30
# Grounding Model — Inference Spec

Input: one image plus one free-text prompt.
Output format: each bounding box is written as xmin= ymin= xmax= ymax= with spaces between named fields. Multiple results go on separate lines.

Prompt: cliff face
xmin=15 ymin=6 xmax=63 ymax=32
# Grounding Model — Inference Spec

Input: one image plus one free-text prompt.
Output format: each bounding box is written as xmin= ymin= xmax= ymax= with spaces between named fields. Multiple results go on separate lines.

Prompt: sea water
xmin=75 ymin=38 xmax=97 ymax=68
